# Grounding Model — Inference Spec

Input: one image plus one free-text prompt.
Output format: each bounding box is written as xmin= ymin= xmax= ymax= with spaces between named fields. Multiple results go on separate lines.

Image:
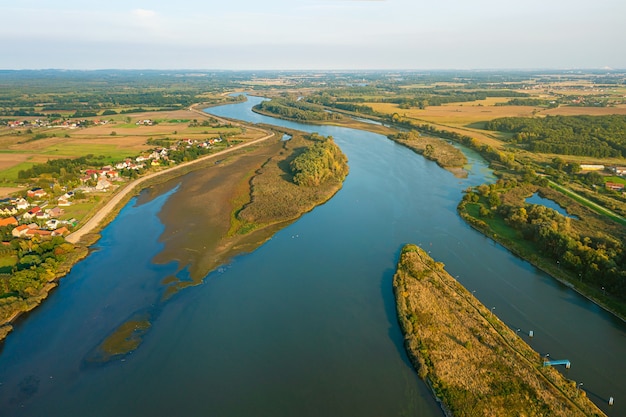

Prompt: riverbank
xmin=386 ymin=132 xmax=468 ymax=178
xmin=457 ymin=183 xmax=626 ymax=323
xmin=252 ymin=104 xmax=468 ymax=177
xmin=393 ymin=244 xmax=607 ymax=417
xmin=0 ymin=106 xmax=276 ymax=343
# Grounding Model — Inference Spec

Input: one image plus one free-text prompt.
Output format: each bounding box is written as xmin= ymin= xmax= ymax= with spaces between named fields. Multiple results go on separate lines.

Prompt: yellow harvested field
xmin=0 ymin=187 xmax=25 ymax=198
xmin=366 ymin=102 xmax=540 ymax=126
xmin=0 ymin=106 xmax=259 ymax=178
xmin=542 ymin=105 xmax=626 ymax=116
xmin=0 ymin=154 xmax=32 ymax=171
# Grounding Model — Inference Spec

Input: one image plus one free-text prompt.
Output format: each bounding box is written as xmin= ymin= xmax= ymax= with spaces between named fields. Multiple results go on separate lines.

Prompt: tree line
xmin=255 ymin=99 xmax=342 ymax=122
xmin=461 ymin=182 xmax=626 ymax=301
xmin=0 ymin=235 xmax=75 ymax=298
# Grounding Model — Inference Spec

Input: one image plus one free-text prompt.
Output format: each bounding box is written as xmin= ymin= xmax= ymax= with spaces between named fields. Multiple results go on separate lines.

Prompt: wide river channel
xmin=0 ymin=96 xmax=624 ymax=416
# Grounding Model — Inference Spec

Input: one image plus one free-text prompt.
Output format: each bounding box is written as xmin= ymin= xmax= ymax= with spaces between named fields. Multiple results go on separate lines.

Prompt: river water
xmin=0 ymin=96 xmax=624 ymax=416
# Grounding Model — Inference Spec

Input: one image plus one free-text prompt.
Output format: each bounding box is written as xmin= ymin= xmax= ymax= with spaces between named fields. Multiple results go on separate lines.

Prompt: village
xmin=0 ymin=134 xmax=224 ymax=245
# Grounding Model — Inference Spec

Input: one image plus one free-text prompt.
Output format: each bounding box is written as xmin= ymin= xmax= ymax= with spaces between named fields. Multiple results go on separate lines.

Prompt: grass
xmin=0 ymin=255 xmax=17 ymax=273
xmin=548 ymin=180 xmax=626 ymax=226
xmin=40 ymin=143 xmax=136 ymax=160
xmin=605 ymin=176 xmax=626 ymax=185
xmin=0 ymin=162 xmax=36 ymax=182
xmin=59 ymin=200 xmax=101 ymax=222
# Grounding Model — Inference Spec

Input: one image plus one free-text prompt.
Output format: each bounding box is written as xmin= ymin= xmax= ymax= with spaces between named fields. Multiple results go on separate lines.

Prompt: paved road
xmin=66 ymin=106 xmax=273 ymax=244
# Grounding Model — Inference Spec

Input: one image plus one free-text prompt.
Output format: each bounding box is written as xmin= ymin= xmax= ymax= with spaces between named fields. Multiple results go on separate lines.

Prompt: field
xmin=363 ymin=99 xmax=626 ymax=153
xmin=0 ymin=108 xmax=246 ymax=196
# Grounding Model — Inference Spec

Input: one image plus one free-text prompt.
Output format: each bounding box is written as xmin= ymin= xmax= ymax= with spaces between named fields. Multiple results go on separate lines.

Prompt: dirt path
xmin=66 ymin=107 xmax=274 ymax=244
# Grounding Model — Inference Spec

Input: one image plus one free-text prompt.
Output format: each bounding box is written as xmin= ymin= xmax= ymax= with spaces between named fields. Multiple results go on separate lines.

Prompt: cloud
xmin=132 ymin=8 xmax=157 ymax=19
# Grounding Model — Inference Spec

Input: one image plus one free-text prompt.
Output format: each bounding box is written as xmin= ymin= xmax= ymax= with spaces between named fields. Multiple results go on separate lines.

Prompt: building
xmin=0 ymin=216 xmax=18 ymax=227
xmin=27 ymin=187 xmax=48 ymax=198
xmin=605 ymin=182 xmax=625 ymax=191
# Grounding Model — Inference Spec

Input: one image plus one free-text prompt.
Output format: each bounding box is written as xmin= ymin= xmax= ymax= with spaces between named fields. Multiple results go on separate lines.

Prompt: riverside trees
xmin=290 ymin=134 xmax=349 ymax=187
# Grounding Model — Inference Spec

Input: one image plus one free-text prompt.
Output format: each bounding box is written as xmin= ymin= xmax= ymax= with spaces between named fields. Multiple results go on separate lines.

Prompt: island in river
xmin=393 ymin=244 xmax=607 ymax=417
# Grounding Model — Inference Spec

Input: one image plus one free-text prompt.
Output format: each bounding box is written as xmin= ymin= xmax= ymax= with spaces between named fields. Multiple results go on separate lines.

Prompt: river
xmin=0 ymin=96 xmax=624 ymax=416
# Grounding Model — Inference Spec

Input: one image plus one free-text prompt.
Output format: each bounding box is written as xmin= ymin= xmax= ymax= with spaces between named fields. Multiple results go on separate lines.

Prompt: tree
xmin=585 ymin=171 xmax=604 ymax=186
xmin=9 ymin=269 xmax=41 ymax=297
xmin=489 ymin=192 xmax=502 ymax=208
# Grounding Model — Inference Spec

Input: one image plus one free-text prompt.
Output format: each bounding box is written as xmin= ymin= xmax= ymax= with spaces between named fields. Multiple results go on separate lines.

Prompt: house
xmin=0 ymin=205 xmax=18 ymax=216
xmin=85 ymin=169 xmax=104 ymax=178
xmin=27 ymin=187 xmax=48 ymax=198
xmin=22 ymin=206 xmax=42 ymax=220
xmin=25 ymin=229 xmax=52 ymax=238
xmin=96 ymin=178 xmax=112 ymax=191
xmin=35 ymin=211 xmax=50 ymax=221
xmin=46 ymin=219 xmax=60 ymax=230
xmin=51 ymin=226 xmax=70 ymax=237
xmin=47 ymin=207 xmax=64 ymax=218
xmin=11 ymin=224 xmax=30 ymax=238
xmin=605 ymin=182 xmax=625 ymax=191
xmin=58 ymin=197 xmax=71 ymax=207
xmin=15 ymin=198 xmax=30 ymax=210
xmin=0 ymin=216 xmax=18 ymax=227
xmin=105 ymin=170 xmax=119 ymax=179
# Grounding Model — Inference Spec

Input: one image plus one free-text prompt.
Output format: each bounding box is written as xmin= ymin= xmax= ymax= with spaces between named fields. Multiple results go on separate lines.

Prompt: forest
xmin=255 ymin=99 xmax=342 ymax=122
xmin=486 ymin=115 xmax=626 ymax=157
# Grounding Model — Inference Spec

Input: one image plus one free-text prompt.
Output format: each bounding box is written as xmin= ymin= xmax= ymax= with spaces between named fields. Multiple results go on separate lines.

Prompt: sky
xmin=2 ymin=0 xmax=625 ymax=70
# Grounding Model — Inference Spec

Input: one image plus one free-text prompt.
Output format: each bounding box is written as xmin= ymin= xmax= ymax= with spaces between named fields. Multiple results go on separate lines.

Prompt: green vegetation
xmin=86 ymin=316 xmax=152 ymax=363
xmin=230 ymin=130 xmax=349 ymax=235
xmin=254 ymin=98 xmax=342 ymax=122
xmin=0 ymin=236 xmax=75 ymax=298
xmin=393 ymin=244 xmax=606 ymax=417
xmin=387 ymin=130 xmax=467 ymax=175
xmin=486 ymin=115 xmax=626 ymax=157
xmin=458 ymin=180 xmax=626 ymax=318
xmin=289 ymin=133 xmax=349 ymax=187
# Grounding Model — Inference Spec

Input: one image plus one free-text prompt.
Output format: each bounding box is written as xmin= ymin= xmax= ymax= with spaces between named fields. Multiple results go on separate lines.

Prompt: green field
xmin=0 ymin=162 xmax=36 ymax=182
xmin=605 ymin=176 xmax=626 ymax=185
xmin=0 ymin=255 xmax=17 ymax=273
xmin=40 ymin=143 xmax=135 ymax=161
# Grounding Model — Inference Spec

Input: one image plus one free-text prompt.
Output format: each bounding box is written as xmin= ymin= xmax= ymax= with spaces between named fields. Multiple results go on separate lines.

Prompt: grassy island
xmin=393 ymin=244 xmax=606 ymax=417
xmin=387 ymin=130 xmax=468 ymax=177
